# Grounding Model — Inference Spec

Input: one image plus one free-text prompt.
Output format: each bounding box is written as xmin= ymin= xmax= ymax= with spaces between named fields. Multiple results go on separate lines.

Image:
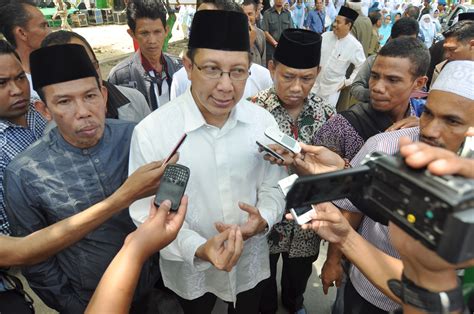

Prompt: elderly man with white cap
xmin=285 ymin=60 xmax=474 ymax=314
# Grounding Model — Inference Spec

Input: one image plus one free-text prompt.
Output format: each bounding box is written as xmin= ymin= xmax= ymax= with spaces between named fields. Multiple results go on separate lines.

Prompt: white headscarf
xmin=431 ymin=61 xmax=474 ymax=100
xmin=419 ymin=14 xmax=433 ymax=30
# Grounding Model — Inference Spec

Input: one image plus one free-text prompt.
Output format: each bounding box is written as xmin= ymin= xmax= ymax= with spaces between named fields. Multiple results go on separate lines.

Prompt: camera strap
xmin=388 ymin=274 xmax=464 ymax=314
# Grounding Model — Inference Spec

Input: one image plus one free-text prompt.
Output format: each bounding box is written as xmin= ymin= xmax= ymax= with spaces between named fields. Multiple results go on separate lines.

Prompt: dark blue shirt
xmin=306 ymin=10 xmax=326 ymax=34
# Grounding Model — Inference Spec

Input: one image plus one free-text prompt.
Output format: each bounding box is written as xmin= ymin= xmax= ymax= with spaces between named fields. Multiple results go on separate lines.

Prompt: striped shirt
xmin=334 ymin=127 xmax=420 ymax=311
xmin=0 ymin=105 xmax=46 ymax=235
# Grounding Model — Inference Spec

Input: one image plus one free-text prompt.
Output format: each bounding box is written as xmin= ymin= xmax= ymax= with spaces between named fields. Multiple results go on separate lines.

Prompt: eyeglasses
xmin=194 ymin=64 xmax=250 ymax=81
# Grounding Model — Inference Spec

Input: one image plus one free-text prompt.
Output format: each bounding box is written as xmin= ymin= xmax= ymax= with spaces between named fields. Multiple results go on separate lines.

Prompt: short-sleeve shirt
xmin=262 ymin=7 xmax=293 ymax=42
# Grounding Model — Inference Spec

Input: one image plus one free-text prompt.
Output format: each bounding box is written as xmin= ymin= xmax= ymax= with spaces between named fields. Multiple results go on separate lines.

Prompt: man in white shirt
xmin=129 ymin=9 xmax=286 ymax=314
xmin=312 ymin=6 xmax=366 ymax=107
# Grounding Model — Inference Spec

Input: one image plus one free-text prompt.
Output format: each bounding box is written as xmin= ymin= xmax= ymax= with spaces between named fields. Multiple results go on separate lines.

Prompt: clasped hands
xmin=196 ymin=202 xmax=268 ymax=272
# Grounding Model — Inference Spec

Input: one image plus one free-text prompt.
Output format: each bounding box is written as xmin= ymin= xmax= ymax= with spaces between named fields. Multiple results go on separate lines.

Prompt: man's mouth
xmin=211 ymin=97 xmax=233 ymax=107
xmin=420 ymin=136 xmax=444 ymax=148
xmin=77 ymin=125 xmax=98 ymax=137
xmin=11 ymin=99 xmax=29 ymax=109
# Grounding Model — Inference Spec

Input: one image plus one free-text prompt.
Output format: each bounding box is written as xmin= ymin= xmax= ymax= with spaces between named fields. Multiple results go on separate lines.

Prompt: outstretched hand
xmin=399 ymin=135 xmax=474 ymax=178
xmin=116 ymin=154 xmax=179 ymax=206
xmin=286 ymin=202 xmax=351 ymax=245
xmin=293 ymin=143 xmax=345 ymax=175
xmin=125 ymin=196 xmax=187 ymax=262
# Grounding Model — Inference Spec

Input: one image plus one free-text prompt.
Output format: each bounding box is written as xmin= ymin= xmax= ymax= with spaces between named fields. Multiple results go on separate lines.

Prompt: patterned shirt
xmin=313 ymin=104 xmax=416 ymax=161
xmin=334 ymin=127 xmax=420 ymax=312
xmin=0 ymin=105 xmax=46 ymax=235
xmin=4 ymin=120 xmax=159 ymax=312
xmin=250 ymin=87 xmax=335 ymax=257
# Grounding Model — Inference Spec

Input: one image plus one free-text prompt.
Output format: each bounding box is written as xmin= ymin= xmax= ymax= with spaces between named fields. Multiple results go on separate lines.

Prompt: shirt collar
xmin=182 ymin=88 xmax=254 ymax=134
xmin=140 ymin=50 xmax=167 ymax=74
xmin=0 ymin=103 xmax=45 ymax=133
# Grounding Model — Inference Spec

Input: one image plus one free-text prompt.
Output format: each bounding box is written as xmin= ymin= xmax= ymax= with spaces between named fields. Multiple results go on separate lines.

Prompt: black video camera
xmin=285 ymin=152 xmax=474 ymax=264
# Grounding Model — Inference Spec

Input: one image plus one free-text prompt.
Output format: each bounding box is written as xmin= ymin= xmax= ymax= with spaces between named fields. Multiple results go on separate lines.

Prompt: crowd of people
xmin=0 ymin=0 xmax=473 ymax=313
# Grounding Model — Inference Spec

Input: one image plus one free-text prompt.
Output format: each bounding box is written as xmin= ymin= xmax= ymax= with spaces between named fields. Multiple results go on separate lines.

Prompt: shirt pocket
xmin=327 ymin=54 xmax=349 ymax=77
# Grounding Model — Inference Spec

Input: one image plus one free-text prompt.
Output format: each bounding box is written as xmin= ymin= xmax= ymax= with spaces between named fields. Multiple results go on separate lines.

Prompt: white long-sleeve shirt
xmin=128 ymin=88 xmax=286 ymax=302
xmin=170 ymin=63 xmax=273 ymax=100
xmin=313 ymin=31 xmax=366 ymax=98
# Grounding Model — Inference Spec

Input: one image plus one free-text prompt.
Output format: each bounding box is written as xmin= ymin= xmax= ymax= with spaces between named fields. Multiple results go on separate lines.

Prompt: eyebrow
xmin=425 ymin=106 xmax=464 ymax=122
xmin=370 ymin=71 xmax=403 ymax=79
xmin=0 ymin=70 xmax=26 ymax=81
xmin=51 ymin=87 xmax=100 ymax=101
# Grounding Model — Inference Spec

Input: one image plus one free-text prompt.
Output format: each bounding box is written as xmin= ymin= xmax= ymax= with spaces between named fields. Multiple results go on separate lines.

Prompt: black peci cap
xmin=30 ymin=44 xmax=97 ymax=91
xmin=188 ymin=10 xmax=250 ymax=51
xmin=274 ymin=29 xmax=322 ymax=69
xmin=338 ymin=6 xmax=359 ymax=22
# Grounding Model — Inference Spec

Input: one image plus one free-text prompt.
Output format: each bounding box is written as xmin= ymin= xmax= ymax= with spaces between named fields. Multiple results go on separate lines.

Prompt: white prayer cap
xmin=431 ymin=61 xmax=474 ymax=100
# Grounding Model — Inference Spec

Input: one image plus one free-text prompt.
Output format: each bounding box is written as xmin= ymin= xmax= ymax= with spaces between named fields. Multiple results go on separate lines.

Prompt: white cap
xmin=431 ymin=61 xmax=474 ymax=100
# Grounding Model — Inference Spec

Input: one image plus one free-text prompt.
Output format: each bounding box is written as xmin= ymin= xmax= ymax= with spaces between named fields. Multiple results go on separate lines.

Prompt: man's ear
xmin=165 ymin=25 xmax=170 ymax=37
xmin=13 ymin=26 xmax=28 ymax=45
xmin=414 ymin=75 xmax=428 ymax=91
xmin=183 ymin=54 xmax=193 ymax=81
xmin=127 ymin=28 xmax=135 ymax=40
xmin=34 ymin=100 xmax=52 ymax=121
xmin=100 ymin=85 xmax=108 ymax=114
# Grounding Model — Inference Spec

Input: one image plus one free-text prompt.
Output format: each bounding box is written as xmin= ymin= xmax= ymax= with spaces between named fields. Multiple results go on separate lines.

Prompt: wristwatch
xmin=388 ymin=274 xmax=465 ymax=314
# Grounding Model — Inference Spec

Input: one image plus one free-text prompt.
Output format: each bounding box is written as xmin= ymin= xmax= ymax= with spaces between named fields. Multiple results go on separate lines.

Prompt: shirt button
xmin=94 ymin=159 xmax=100 ymax=163
xmin=100 ymin=173 xmax=106 ymax=177
xmin=83 ymin=149 xmax=89 ymax=154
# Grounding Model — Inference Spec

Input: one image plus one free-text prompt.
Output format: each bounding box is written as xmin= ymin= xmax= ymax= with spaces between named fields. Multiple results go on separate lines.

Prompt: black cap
xmin=338 ymin=6 xmax=359 ymax=22
xmin=30 ymin=44 xmax=97 ymax=91
xmin=458 ymin=12 xmax=474 ymax=22
xmin=188 ymin=10 xmax=250 ymax=51
xmin=274 ymin=29 xmax=322 ymax=69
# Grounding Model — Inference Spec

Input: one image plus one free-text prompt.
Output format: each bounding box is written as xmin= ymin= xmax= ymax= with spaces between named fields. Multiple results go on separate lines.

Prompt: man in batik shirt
xmin=250 ymin=29 xmax=334 ymax=314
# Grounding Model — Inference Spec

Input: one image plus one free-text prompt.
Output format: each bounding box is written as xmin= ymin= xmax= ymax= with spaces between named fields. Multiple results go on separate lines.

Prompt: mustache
xmin=419 ymin=135 xmax=445 ymax=148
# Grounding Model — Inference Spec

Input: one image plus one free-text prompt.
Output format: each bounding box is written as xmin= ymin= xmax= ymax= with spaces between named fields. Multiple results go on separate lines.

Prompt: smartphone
xmin=256 ymin=140 xmax=285 ymax=162
xmin=290 ymin=205 xmax=316 ymax=225
xmin=459 ymin=135 xmax=474 ymax=158
xmin=154 ymin=164 xmax=190 ymax=211
xmin=165 ymin=133 xmax=187 ymax=163
xmin=264 ymin=127 xmax=301 ymax=154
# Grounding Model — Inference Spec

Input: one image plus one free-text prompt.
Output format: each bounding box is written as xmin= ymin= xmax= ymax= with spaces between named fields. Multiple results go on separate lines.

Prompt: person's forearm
xmin=13 ymin=192 xmax=129 ymax=266
xmin=338 ymin=228 xmax=403 ymax=303
xmin=264 ymin=31 xmax=277 ymax=46
xmin=86 ymin=241 xmax=146 ymax=314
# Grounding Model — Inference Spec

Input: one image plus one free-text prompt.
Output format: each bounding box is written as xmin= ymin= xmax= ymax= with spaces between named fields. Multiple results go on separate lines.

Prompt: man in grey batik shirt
xmin=4 ymin=44 xmax=159 ymax=313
